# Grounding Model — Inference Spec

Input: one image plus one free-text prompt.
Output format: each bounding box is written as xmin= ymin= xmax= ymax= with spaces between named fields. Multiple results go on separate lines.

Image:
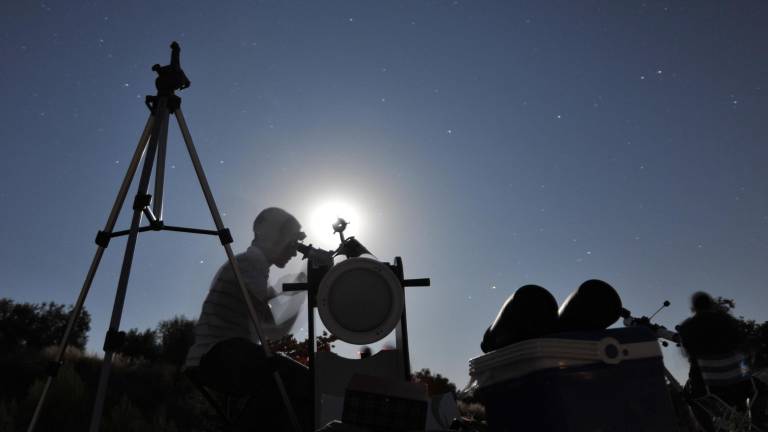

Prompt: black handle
xmin=283 ymin=283 xmax=309 ymax=292
xmin=403 ymin=278 xmax=430 ymax=287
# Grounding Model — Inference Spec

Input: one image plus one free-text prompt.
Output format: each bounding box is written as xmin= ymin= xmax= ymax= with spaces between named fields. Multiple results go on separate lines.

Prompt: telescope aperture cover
xmin=317 ymin=257 xmax=404 ymax=344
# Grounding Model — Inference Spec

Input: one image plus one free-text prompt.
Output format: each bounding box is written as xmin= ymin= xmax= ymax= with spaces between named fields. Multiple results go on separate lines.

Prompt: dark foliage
xmin=118 ymin=316 xmax=195 ymax=368
xmin=735 ymin=318 xmax=768 ymax=369
xmin=268 ymin=331 xmax=338 ymax=365
xmin=119 ymin=316 xmax=337 ymax=368
xmin=157 ymin=316 xmax=196 ymax=367
xmin=715 ymin=297 xmax=768 ymax=369
xmin=121 ymin=328 xmax=160 ymax=363
xmin=0 ymin=298 xmax=91 ymax=353
xmin=412 ymin=368 xmax=457 ymax=397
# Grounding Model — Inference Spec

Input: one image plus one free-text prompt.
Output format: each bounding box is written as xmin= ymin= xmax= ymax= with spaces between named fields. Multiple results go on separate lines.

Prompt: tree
xmin=120 ymin=328 xmax=160 ymax=362
xmin=716 ymin=297 xmax=768 ymax=370
xmin=412 ymin=368 xmax=457 ymax=397
xmin=157 ymin=316 xmax=196 ymax=367
xmin=0 ymin=298 xmax=91 ymax=353
xmin=118 ymin=316 xmax=338 ymax=368
xmin=734 ymin=318 xmax=768 ymax=369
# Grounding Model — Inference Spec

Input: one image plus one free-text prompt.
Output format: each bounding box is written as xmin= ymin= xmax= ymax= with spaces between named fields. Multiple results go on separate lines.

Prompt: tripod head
xmin=146 ymin=41 xmax=190 ymax=108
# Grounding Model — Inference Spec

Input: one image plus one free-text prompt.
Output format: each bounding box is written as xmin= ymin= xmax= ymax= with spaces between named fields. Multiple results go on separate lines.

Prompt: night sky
xmin=2 ymin=0 xmax=768 ymax=387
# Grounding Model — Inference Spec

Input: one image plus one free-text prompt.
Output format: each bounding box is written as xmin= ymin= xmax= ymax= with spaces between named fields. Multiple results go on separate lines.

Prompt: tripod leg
xmin=174 ymin=108 xmax=304 ymax=432
xmin=25 ymin=114 xmax=156 ymax=432
xmin=153 ymin=99 xmax=170 ymax=221
xmin=88 ymin=116 xmax=163 ymax=432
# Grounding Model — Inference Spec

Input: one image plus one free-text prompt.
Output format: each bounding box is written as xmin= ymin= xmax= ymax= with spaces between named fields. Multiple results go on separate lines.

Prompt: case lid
xmin=469 ymin=328 xmax=662 ymax=388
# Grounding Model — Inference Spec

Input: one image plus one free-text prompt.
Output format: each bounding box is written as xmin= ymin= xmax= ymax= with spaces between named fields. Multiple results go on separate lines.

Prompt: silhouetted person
xmin=678 ymin=292 xmax=751 ymax=411
xmin=185 ymin=207 xmax=311 ymax=431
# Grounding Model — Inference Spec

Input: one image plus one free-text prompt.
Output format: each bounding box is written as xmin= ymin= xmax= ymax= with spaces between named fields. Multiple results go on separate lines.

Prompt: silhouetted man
xmin=185 ymin=207 xmax=310 ymax=431
xmin=678 ymin=292 xmax=751 ymax=410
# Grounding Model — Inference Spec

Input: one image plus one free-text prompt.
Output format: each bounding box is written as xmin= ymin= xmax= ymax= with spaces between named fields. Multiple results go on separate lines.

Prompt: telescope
xmin=285 ymin=217 xmax=430 ymax=427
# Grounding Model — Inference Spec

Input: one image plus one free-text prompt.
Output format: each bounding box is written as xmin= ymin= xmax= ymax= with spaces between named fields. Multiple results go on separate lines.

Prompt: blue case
xmin=469 ymin=327 xmax=678 ymax=431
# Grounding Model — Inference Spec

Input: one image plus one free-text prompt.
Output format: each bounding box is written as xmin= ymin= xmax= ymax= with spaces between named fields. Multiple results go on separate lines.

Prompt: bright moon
xmin=307 ymin=200 xmax=364 ymax=248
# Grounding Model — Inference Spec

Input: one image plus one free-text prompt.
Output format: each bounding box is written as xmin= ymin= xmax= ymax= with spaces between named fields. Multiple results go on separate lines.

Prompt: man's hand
xmin=170 ymin=41 xmax=180 ymax=51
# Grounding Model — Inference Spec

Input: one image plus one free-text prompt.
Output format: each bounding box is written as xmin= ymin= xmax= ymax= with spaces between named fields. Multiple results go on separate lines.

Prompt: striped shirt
xmin=185 ymin=245 xmax=274 ymax=368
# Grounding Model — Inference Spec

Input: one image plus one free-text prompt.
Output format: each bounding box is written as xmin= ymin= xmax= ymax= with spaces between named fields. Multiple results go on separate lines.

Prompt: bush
xmin=23 ymin=363 xmax=88 ymax=431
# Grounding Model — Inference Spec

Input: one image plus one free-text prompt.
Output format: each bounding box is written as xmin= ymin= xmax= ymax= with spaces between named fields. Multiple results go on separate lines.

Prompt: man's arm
xmin=239 ymin=266 xmax=276 ymax=326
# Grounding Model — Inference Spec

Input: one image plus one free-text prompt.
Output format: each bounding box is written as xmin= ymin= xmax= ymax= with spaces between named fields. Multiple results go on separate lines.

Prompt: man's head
xmin=690 ymin=291 xmax=716 ymax=314
xmin=252 ymin=207 xmax=306 ymax=268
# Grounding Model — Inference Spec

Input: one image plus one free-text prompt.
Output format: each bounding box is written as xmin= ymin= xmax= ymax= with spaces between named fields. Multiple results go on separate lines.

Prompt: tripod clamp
xmin=145 ymin=94 xmax=181 ymax=114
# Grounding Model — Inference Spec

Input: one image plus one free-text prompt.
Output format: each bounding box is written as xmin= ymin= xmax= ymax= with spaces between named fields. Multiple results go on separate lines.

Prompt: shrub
xmin=22 ymin=363 xmax=88 ymax=431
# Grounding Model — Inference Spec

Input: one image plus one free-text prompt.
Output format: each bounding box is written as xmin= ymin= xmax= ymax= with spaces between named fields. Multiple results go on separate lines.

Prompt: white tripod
xmin=25 ymin=43 xmax=302 ymax=432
